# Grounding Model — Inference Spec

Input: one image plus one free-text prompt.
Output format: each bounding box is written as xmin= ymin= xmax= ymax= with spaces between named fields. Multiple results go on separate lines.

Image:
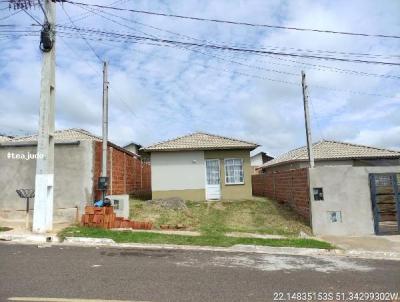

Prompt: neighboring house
xmin=143 ymin=132 xmax=259 ymax=201
xmin=254 ymin=140 xmax=400 ymax=236
xmin=123 ymin=142 xmax=142 ymax=155
xmin=0 ymin=135 xmax=13 ymax=142
xmin=0 ymin=128 xmax=150 ymax=227
xmin=250 ymin=151 xmax=273 ymax=174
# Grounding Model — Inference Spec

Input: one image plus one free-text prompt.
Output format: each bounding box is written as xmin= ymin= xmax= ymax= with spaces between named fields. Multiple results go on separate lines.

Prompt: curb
xmin=0 ymin=233 xmax=59 ymax=244
xmin=62 ymin=237 xmax=400 ymax=260
xmin=2 ymin=234 xmax=400 ymax=261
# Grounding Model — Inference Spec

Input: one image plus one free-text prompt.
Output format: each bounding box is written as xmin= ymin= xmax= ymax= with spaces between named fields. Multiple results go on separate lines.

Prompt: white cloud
xmin=0 ymin=0 xmax=399 ymax=154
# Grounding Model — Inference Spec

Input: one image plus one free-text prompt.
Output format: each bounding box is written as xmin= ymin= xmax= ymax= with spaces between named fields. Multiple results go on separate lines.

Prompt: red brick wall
xmin=252 ymin=168 xmax=310 ymax=220
xmin=93 ymin=142 xmax=152 ymax=200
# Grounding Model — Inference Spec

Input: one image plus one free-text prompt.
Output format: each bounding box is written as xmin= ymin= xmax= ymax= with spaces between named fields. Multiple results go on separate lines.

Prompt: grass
xmin=59 ymin=226 xmax=333 ymax=249
xmin=130 ymin=197 xmax=311 ymax=236
xmin=58 ymin=197 xmax=332 ymax=249
xmin=0 ymin=226 xmax=12 ymax=232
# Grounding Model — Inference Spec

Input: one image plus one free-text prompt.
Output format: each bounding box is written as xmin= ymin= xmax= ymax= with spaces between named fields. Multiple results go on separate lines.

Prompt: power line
xmin=59 ymin=0 xmax=125 ymax=26
xmin=58 ymin=22 xmax=138 ymax=119
xmin=55 ymin=30 xmax=400 ymax=99
xmin=56 ymin=0 xmax=400 ymax=39
xmin=61 ymin=5 xmax=103 ymax=62
xmin=75 ymin=5 xmax=299 ymax=77
xmin=56 ymin=25 xmax=400 ymax=66
xmin=75 ymin=4 xmax=398 ymax=60
xmin=79 ymin=5 xmax=400 ymax=81
xmin=0 ymin=8 xmax=21 ymax=21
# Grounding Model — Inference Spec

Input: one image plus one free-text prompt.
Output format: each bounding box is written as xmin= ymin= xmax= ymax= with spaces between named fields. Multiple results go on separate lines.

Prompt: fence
xmin=94 ymin=142 xmax=152 ymax=200
xmin=252 ymin=168 xmax=310 ymax=220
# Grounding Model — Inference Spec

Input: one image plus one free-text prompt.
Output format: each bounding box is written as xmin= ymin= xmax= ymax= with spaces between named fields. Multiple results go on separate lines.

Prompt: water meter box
xmin=106 ymin=194 xmax=129 ymax=219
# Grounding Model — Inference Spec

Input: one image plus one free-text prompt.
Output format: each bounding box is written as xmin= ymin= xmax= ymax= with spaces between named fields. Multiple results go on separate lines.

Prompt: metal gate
xmin=369 ymin=173 xmax=400 ymax=235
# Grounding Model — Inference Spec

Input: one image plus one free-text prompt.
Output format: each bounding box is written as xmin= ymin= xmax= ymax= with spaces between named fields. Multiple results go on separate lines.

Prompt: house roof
xmin=260 ymin=140 xmax=400 ymax=168
xmin=251 ymin=151 xmax=266 ymax=158
xmin=143 ymin=132 xmax=259 ymax=152
xmin=2 ymin=128 xmax=141 ymax=158
xmin=0 ymin=135 xmax=12 ymax=142
xmin=123 ymin=142 xmax=142 ymax=148
xmin=10 ymin=128 xmax=102 ymax=143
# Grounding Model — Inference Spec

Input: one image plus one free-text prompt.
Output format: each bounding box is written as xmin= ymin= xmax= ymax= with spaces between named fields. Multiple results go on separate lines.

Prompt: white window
xmin=224 ymin=158 xmax=244 ymax=184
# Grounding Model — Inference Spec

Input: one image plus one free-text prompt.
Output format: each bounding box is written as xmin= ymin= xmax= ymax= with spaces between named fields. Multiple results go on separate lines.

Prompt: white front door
xmin=205 ymin=159 xmax=221 ymax=200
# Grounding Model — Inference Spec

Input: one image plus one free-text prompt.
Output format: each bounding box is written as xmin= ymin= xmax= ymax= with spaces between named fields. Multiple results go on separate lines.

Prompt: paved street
xmin=0 ymin=243 xmax=399 ymax=302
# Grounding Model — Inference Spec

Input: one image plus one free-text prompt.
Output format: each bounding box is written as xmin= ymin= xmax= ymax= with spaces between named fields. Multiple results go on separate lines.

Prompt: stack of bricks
xmin=82 ymin=206 xmax=116 ymax=229
xmin=81 ymin=206 xmax=153 ymax=230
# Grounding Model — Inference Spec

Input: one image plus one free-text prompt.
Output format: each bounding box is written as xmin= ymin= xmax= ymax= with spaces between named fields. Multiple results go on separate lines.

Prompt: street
xmin=0 ymin=243 xmax=399 ymax=302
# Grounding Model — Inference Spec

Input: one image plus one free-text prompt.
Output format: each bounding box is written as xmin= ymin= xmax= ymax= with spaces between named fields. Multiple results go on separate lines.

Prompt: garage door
xmin=369 ymin=173 xmax=400 ymax=235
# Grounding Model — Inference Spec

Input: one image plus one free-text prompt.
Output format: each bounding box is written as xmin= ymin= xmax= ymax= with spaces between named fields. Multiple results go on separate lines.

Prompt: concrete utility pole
xmin=32 ymin=0 xmax=56 ymax=233
xmin=101 ymin=61 xmax=109 ymax=200
xmin=301 ymin=71 xmax=315 ymax=169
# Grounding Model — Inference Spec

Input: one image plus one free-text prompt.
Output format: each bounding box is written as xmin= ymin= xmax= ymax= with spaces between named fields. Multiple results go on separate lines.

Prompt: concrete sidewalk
xmin=320 ymin=235 xmax=400 ymax=258
xmin=2 ymin=228 xmax=400 ymax=260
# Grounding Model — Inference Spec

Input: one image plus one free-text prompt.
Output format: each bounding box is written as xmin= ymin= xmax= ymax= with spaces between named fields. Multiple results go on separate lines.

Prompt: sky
xmin=0 ymin=0 xmax=399 ymax=156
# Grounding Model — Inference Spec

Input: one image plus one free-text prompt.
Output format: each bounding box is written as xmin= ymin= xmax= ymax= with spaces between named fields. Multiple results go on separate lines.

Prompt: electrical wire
xmin=61 ymin=5 xmax=103 ymax=62
xmin=76 ymin=4 xmax=398 ymax=60
xmin=56 ymin=30 xmax=400 ymax=99
xmin=75 ymin=5 xmax=299 ymax=77
xmin=55 ymin=0 xmax=400 ymax=39
xmin=55 ymin=25 xmax=400 ymax=66
xmin=0 ymin=8 xmax=21 ymax=21
xmin=79 ymin=4 xmax=400 ymax=80
xmin=21 ymin=8 xmax=41 ymax=25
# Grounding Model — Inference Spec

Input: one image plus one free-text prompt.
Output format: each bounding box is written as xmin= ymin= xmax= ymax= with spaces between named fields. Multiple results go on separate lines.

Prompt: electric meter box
xmin=106 ymin=194 xmax=129 ymax=219
xmin=98 ymin=177 xmax=109 ymax=191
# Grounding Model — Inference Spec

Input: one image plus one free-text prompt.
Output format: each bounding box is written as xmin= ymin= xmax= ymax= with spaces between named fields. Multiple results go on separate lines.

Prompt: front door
xmin=369 ymin=173 xmax=400 ymax=235
xmin=205 ymin=159 xmax=221 ymax=200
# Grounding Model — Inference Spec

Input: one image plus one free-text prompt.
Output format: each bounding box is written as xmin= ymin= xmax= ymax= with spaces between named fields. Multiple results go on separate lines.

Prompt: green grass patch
xmin=59 ymin=226 xmax=333 ymax=249
xmin=130 ymin=197 xmax=311 ymax=236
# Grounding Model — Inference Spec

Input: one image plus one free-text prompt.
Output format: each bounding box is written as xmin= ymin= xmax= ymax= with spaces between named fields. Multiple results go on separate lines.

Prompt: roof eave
xmin=259 ymin=155 xmax=400 ymax=169
xmin=143 ymin=145 xmax=259 ymax=152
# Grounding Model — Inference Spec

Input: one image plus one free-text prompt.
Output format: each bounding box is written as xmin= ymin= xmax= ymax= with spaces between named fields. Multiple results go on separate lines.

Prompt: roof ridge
xmin=193 ymin=131 xmax=259 ymax=146
xmin=144 ymin=132 xmax=199 ymax=149
xmin=144 ymin=131 xmax=258 ymax=150
xmin=322 ymin=139 xmax=400 ymax=154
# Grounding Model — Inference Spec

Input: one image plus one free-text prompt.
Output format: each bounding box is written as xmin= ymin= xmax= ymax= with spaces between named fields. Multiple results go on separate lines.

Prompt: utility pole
xmin=32 ymin=0 xmax=56 ymax=233
xmin=101 ymin=61 xmax=109 ymax=201
xmin=301 ymin=71 xmax=314 ymax=169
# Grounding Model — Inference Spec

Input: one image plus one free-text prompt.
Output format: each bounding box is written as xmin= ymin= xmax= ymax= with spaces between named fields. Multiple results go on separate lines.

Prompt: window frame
xmin=224 ymin=158 xmax=245 ymax=185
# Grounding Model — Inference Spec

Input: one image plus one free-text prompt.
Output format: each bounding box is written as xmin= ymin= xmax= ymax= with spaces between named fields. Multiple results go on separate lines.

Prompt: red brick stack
xmin=81 ymin=206 xmax=153 ymax=230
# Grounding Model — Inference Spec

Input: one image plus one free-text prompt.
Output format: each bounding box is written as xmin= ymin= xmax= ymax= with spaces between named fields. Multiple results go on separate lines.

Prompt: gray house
xmin=258 ymin=140 xmax=400 ymax=236
xmin=250 ymin=151 xmax=273 ymax=174
xmin=0 ymin=128 xmax=147 ymax=229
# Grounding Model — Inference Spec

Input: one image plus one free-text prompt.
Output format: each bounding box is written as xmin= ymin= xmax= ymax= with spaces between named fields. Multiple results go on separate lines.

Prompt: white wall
xmin=309 ymin=165 xmax=400 ymax=236
xmin=251 ymin=153 xmax=263 ymax=167
xmin=151 ymin=151 xmax=205 ymax=191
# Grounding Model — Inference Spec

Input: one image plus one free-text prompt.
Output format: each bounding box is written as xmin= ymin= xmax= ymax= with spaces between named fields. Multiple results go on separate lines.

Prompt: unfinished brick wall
xmin=252 ymin=168 xmax=310 ymax=220
xmin=93 ymin=141 xmax=152 ymax=200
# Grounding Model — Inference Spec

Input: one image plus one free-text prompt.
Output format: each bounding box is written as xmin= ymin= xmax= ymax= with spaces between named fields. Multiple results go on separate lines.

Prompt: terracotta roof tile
xmin=143 ymin=132 xmax=258 ymax=151
xmin=9 ymin=128 xmax=102 ymax=143
xmin=261 ymin=140 xmax=400 ymax=168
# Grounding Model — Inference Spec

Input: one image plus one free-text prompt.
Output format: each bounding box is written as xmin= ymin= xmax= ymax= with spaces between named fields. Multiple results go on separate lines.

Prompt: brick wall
xmin=252 ymin=168 xmax=310 ymax=220
xmin=93 ymin=141 xmax=152 ymax=200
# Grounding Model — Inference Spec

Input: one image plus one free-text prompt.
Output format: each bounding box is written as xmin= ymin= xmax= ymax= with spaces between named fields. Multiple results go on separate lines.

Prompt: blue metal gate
xmin=369 ymin=173 xmax=400 ymax=235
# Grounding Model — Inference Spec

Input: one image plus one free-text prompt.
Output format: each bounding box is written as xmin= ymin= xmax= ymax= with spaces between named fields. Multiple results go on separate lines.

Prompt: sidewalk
xmin=319 ymin=235 xmax=400 ymax=259
xmin=2 ymin=228 xmax=400 ymax=261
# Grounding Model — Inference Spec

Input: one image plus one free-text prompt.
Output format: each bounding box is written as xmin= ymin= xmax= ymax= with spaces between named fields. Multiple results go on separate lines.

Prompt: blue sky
xmin=0 ymin=0 xmax=399 ymax=156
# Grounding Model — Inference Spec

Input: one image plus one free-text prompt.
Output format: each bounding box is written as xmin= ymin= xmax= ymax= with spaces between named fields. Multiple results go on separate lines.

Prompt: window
xmin=224 ymin=158 xmax=244 ymax=184
xmin=313 ymin=187 xmax=324 ymax=201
